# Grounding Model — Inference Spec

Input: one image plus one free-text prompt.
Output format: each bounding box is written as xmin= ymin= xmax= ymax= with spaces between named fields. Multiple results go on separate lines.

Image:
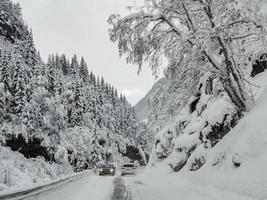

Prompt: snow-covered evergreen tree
xmin=46 ymin=55 xmax=58 ymax=94
xmin=79 ymin=57 xmax=89 ymax=82
xmin=60 ymin=54 xmax=69 ymax=75
xmin=70 ymin=54 xmax=79 ymax=79
xmin=69 ymin=80 xmax=84 ymax=127
xmin=11 ymin=56 xmax=27 ymax=117
xmin=89 ymin=127 xmax=103 ymax=168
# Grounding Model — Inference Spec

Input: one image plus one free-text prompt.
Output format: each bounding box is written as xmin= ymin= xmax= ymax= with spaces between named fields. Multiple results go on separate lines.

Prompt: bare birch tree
xmin=108 ymin=0 xmax=266 ymax=114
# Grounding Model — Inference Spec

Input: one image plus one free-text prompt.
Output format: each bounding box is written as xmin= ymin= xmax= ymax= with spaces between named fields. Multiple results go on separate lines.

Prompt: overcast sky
xmin=12 ymin=0 xmax=158 ymax=105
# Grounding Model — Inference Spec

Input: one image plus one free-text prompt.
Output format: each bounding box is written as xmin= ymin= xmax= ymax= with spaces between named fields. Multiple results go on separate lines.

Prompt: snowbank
xmin=188 ymin=86 xmax=267 ymax=200
xmin=145 ymin=71 xmax=267 ymax=199
xmin=0 ymin=146 xmax=73 ymax=191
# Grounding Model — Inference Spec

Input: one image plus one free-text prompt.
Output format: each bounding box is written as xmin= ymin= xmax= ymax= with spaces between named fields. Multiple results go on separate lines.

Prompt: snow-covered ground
xmin=125 ymin=171 xmax=255 ymax=200
xmin=135 ymin=71 xmax=267 ymax=200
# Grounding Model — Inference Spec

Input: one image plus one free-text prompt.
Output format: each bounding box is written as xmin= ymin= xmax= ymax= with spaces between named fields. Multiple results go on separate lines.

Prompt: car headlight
xmin=110 ymin=169 xmax=114 ymax=172
xmin=99 ymin=169 xmax=103 ymax=172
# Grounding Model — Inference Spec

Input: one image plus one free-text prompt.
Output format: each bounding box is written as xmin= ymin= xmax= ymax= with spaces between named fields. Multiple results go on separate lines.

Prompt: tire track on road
xmin=110 ymin=177 xmax=134 ymax=200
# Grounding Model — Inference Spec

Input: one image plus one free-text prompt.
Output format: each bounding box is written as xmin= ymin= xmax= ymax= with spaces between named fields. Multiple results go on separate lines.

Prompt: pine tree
xmin=94 ymin=87 xmax=104 ymax=127
xmin=0 ymin=50 xmax=11 ymax=92
xmin=79 ymin=57 xmax=89 ymax=82
xmin=46 ymin=56 xmax=57 ymax=94
xmin=0 ymin=84 xmax=5 ymax=124
xmin=55 ymin=72 xmax=63 ymax=95
xmin=11 ymin=56 xmax=27 ymax=117
xmin=21 ymin=29 xmax=37 ymax=70
xmin=89 ymin=71 xmax=96 ymax=85
xmin=70 ymin=54 xmax=79 ymax=78
xmin=55 ymin=54 xmax=61 ymax=69
xmin=89 ymin=127 xmax=103 ymax=168
xmin=68 ymin=80 xmax=84 ymax=127
xmin=21 ymin=102 xmax=34 ymax=139
xmin=100 ymin=76 xmax=105 ymax=90
xmin=0 ymin=51 xmax=12 ymax=121
xmin=60 ymin=54 xmax=69 ymax=75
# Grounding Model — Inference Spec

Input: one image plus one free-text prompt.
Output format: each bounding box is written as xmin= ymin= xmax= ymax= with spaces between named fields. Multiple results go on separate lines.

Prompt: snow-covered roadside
xmin=26 ymin=174 xmax=114 ymax=200
xmin=139 ymin=71 xmax=267 ymax=200
xmin=186 ymin=82 xmax=267 ymax=200
xmin=0 ymin=170 xmax=90 ymax=199
xmin=125 ymin=171 xmax=255 ymax=200
xmin=0 ymin=147 xmax=73 ymax=192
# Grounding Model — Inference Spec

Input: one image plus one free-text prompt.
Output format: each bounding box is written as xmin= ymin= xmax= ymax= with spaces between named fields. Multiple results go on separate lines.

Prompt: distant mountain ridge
xmin=134 ymin=78 xmax=167 ymax=122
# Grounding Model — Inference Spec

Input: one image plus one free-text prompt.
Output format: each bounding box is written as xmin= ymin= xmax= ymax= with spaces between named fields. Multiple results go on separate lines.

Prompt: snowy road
xmin=19 ymin=171 xmax=258 ymax=200
xmin=25 ymin=173 xmax=114 ymax=200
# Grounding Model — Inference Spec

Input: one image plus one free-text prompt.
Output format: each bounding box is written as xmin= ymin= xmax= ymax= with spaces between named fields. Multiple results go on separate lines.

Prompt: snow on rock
xmin=183 ymin=85 xmax=267 ymax=200
xmin=149 ymin=124 xmax=175 ymax=166
xmin=205 ymin=86 xmax=267 ymax=171
xmin=148 ymin=72 xmax=239 ymax=172
xmin=183 ymin=144 xmax=207 ymax=171
xmin=202 ymin=96 xmax=235 ymax=126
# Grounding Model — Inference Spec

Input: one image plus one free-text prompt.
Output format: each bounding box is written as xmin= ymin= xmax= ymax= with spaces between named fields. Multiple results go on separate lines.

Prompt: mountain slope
xmin=134 ymin=78 xmax=167 ymax=122
xmin=186 ymin=76 xmax=267 ymax=200
xmin=204 ymin=78 xmax=267 ymax=175
xmin=142 ymin=71 xmax=267 ymax=199
xmin=134 ymin=70 xmax=200 ymax=154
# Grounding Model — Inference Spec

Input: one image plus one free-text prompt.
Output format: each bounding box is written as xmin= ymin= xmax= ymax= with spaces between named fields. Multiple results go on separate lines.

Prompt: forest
xmin=0 ymin=0 xmax=141 ymax=179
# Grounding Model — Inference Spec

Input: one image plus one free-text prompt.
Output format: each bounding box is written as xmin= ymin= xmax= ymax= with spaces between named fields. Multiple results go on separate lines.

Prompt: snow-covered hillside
xmin=147 ymin=69 xmax=267 ymax=172
xmin=183 ymin=74 xmax=267 ymax=199
xmin=135 ymin=70 xmax=200 ymax=153
xmin=139 ymin=72 xmax=267 ymax=199
xmin=134 ymin=78 xmax=167 ymax=122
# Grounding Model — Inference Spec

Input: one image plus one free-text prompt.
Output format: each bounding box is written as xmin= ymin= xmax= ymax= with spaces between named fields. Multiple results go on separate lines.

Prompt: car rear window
xmin=123 ymin=164 xmax=134 ymax=167
xmin=99 ymin=164 xmax=114 ymax=168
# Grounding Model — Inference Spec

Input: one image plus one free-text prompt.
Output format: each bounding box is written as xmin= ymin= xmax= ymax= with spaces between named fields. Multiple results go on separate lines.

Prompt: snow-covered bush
xmin=60 ymin=127 xmax=92 ymax=170
xmin=0 ymin=146 xmax=72 ymax=191
xmin=54 ymin=145 xmax=69 ymax=164
xmin=60 ymin=126 xmax=135 ymax=170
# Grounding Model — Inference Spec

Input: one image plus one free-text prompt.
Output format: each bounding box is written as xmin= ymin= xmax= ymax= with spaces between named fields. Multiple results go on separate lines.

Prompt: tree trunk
xmin=221 ymin=68 xmax=253 ymax=115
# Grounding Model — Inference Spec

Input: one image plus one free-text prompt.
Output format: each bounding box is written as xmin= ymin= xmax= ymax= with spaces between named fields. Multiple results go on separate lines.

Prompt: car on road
xmin=98 ymin=163 xmax=116 ymax=176
xmin=121 ymin=163 xmax=137 ymax=176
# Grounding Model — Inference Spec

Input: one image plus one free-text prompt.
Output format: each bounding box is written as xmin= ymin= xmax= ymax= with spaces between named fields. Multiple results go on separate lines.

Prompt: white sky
xmin=12 ymin=0 xmax=158 ymax=105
